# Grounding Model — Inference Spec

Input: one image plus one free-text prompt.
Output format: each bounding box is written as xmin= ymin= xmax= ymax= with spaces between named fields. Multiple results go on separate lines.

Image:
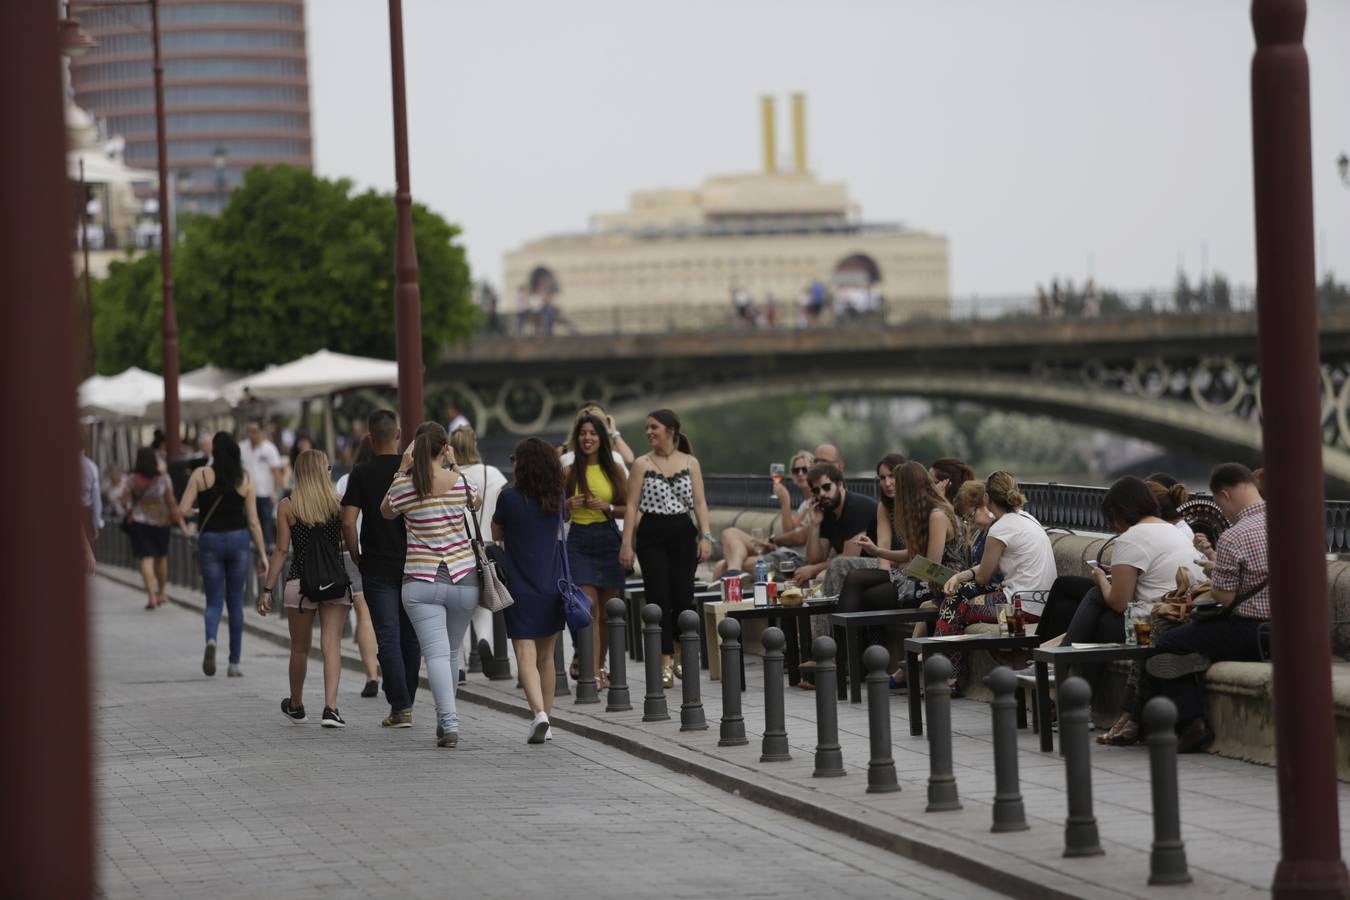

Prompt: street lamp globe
xmin=213 ymin=144 xmax=227 ymax=171
xmin=1338 ymin=152 xmax=1349 ymax=186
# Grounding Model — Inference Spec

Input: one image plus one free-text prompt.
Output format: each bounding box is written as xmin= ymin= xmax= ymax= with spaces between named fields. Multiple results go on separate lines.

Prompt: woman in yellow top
xmin=562 ymin=413 xmax=628 ymax=688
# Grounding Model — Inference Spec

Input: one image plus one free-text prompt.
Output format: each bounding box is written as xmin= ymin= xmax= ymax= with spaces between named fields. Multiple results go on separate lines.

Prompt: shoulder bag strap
xmin=1225 ymin=576 xmax=1269 ymax=614
xmin=198 ymin=470 xmax=225 ymax=532
xmin=464 ymin=487 xmax=486 ymax=579
xmin=556 ymin=505 xmax=577 ymax=588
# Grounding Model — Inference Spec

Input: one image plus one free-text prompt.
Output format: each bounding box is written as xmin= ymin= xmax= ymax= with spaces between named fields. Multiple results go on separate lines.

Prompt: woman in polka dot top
xmin=619 ymin=408 xmax=713 ymax=688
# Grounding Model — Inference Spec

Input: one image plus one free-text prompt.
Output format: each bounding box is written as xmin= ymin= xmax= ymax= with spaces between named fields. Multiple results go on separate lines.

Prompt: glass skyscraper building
xmin=69 ymin=1 xmax=312 ymax=216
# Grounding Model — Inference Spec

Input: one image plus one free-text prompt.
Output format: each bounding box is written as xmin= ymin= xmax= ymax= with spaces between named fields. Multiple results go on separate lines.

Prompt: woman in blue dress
xmin=492 ymin=437 xmax=566 ymax=744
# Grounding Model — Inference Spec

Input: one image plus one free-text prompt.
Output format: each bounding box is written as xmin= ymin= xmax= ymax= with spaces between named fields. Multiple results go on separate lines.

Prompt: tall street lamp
xmin=388 ymin=0 xmax=423 ymax=444
xmin=1250 ymin=1 xmax=1350 ymax=895
xmin=72 ymin=0 xmax=180 ymax=458
xmin=3 ymin=3 xmax=94 ymax=894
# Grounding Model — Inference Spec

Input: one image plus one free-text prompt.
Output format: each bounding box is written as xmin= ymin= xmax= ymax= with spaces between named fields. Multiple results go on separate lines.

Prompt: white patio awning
xmin=222 ymin=349 xmax=399 ymax=404
xmin=79 ymin=367 xmax=220 ymax=422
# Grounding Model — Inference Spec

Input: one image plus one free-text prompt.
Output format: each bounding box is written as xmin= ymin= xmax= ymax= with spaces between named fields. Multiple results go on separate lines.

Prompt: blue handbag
xmin=557 ymin=510 xmax=593 ymax=631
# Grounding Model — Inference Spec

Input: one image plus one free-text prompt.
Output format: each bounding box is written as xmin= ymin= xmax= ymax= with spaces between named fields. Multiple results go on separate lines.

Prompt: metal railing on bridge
xmin=475 ymin=286 xmax=1257 ymax=339
xmin=701 ymin=474 xmax=1350 ymax=554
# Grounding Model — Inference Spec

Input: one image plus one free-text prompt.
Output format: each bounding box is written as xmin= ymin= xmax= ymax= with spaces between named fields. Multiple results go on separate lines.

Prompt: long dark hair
xmin=648 ymin=408 xmax=692 ymax=454
xmin=352 ymin=434 xmax=375 ymax=467
xmin=564 ymin=414 xmax=626 ymax=507
xmin=411 ymin=422 xmax=449 ymax=499
xmin=132 ymin=446 xmax=159 ymax=479
xmin=211 ymin=431 xmax=243 ymax=489
xmin=893 ymin=460 xmax=956 ymax=558
xmin=1101 ymin=476 xmax=1161 ymax=532
xmin=930 ymin=457 xmax=975 ymax=504
xmin=875 ymin=452 xmax=907 ymax=512
xmin=513 ymin=437 xmax=563 ymax=515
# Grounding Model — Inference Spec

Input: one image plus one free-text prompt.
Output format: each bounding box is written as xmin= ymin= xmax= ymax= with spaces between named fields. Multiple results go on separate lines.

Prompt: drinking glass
xmin=769 ymin=462 xmax=785 ymax=500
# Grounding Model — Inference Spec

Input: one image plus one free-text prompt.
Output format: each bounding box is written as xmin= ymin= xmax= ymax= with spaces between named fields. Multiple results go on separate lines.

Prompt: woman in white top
xmin=334 ymin=436 xmax=381 ymax=697
xmin=1050 ymin=477 xmax=1204 ymax=681
xmin=450 ymin=425 xmax=508 ymax=679
xmin=942 ymin=471 xmax=1057 ymax=617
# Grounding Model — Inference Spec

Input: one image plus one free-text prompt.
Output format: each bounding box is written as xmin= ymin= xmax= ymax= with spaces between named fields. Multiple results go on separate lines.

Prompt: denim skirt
xmin=567 ymin=521 xmax=625 ymax=589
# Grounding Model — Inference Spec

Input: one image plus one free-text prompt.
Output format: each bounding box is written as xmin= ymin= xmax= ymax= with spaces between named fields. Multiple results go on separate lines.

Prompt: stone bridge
xmin=431 ymin=308 xmax=1350 ymax=492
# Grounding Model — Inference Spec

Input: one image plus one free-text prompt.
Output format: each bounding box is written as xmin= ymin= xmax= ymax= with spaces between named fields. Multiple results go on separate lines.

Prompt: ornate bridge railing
xmin=701 ymin=474 xmax=1350 ymax=553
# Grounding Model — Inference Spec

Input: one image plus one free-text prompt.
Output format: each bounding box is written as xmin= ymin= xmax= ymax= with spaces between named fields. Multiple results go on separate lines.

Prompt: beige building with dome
xmin=502 ymin=94 xmax=950 ymax=331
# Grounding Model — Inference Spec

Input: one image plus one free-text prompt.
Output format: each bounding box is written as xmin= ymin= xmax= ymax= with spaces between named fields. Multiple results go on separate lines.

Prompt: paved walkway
xmin=91 ymin=576 xmax=1002 ymax=900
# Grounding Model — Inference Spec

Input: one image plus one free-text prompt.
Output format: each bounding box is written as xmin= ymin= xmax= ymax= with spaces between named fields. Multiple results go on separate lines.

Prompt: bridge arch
xmin=585 ymin=371 xmax=1350 ymax=494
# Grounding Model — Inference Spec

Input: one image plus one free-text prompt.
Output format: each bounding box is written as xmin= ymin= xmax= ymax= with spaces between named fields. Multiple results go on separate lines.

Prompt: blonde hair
xmin=789 ymin=449 xmax=813 ymax=470
xmin=449 ymin=425 xmax=482 ymax=465
xmin=953 ymin=479 xmax=987 ymax=518
xmin=985 ymin=470 xmax=1026 ymax=512
xmin=289 ymin=449 xmax=340 ymax=526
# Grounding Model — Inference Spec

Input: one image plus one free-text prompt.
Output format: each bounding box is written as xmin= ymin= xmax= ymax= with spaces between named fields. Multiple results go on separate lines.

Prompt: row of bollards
xmin=582 ymin=602 xmax=1190 ymax=886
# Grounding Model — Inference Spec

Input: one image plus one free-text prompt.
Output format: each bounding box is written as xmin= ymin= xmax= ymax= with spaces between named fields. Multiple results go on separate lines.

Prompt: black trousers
xmin=836 ymin=568 xmax=908 ymax=648
xmin=1036 ymin=575 xmax=1094 ymax=642
xmin=1062 ymin=584 xmax=1125 ymax=686
xmin=635 ymin=514 xmax=698 ymax=655
xmin=1152 ymin=616 xmax=1264 ymax=723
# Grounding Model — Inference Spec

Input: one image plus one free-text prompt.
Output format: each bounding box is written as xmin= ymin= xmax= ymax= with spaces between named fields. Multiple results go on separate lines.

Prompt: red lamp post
xmin=1250 ymin=1 xmax=1350 ymax=895
xmin=1 ymin=3 xmax=93 ymax=895
xmin=388 ymin=0 xmax=424 ymax=444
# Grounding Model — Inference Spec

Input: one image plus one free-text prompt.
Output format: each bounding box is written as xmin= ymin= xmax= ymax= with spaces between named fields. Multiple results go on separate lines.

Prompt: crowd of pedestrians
xmin=88 ymin=396 xmax=1273 ymax=759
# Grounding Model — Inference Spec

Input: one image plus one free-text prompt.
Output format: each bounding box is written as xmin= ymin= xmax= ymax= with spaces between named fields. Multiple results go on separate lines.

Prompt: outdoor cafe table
xmin=721 ymin=597 xmax=839 ymax=687
xmin=903 ymin=633 xmax=1043 ymax=736
xmin=1032 ymin=643 xmax=1156 ymax=752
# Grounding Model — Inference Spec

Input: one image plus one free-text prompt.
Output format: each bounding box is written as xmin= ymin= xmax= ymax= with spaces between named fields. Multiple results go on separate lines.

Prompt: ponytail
xmin=411 ymin=423 xmax=449 ymax=498
xmin=985 ymin=470 xmax=1025 ymax=512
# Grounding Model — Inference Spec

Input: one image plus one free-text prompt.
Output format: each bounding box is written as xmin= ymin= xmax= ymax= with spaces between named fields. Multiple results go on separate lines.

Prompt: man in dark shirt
xmin=341 ymin=410 xmax=420 ymax=728
xmin=792 ymin=462 xmax=878 ymax=586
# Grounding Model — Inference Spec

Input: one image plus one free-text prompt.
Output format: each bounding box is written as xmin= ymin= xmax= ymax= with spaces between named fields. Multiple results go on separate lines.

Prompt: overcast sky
xmin=308 ymin=0 xmax=1350 ymax=298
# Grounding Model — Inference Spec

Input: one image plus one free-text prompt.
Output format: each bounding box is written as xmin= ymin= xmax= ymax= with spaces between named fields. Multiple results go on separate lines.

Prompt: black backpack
xmin=299 ymin=522 xmax=350 ymax=602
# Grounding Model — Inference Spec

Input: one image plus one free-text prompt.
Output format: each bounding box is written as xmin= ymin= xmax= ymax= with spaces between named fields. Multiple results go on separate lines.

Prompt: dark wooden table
xmin=727 ymin=598 xmax=839 ymax=687
xmin=903 ymin=633 xmax=1042 ymax=735
xmin=1031 ymin=644 xmax=1156 ymax=752
xmin=829 ymin=609 xmax=939 ymax=703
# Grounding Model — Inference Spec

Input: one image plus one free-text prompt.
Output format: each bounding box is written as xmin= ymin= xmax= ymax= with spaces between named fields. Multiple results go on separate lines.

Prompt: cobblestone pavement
xmin=92 ymin=577 xmax=1003 ymax=900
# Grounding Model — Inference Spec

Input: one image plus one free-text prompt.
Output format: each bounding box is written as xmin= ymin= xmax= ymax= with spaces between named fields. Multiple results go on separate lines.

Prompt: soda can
xmin=766 ymin=581 xmax=778 ymax=605
xmin=722 ymin=575 xmax=743 ymax=603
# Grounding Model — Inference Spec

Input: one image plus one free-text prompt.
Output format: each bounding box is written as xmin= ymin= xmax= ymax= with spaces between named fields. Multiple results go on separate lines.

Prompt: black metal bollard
xmin=1059 ymin=676 xmax=1104 ymax=857
xmin=924 ymin=655 xmax=962 ymax=811
xmin=554 ymin=634 xmax=570 ymax=697
xmin=641 ymin=603 xmax=669 ymax=721
xmin=863 ymin=645 xmax=898 ymax=793
xmin=574 ymin=618 xmax=599 ymax=704
xmin=467 ymin=623 xmax=482 ymax=673
xmin=605 ymin=597 xmax=632 ymax=712
xmin=988 ymin=666 xmax=1029 ymax=832
xmin=812 ymin=635 xmax=845 ymax=777
xmin=760 ymin=626 xmax=791 ymax=762
xmin=678 ymin=610 xmax=707 ymax=731
xmin=1143 ymin=697 xmax=1192 ymax=884
xmin=490 ymin=610 xmax=512 ymax=680
xmin=717 ymin=618 xmax=747 ymax=746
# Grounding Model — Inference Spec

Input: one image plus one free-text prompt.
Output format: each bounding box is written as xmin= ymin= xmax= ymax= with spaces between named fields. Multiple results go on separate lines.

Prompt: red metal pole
xmin=388 ymin=0 xmax=424 ymax=446
xmin=0 ymin=2 xmax=93 ymax=896
xmin=151 ymin=0 xmax=181 ymax=457
xmin=1250 ymin=1 xmax=1350 ymax=896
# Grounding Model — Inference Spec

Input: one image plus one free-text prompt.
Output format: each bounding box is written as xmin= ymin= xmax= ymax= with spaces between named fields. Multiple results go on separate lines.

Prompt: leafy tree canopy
xmin=92 ymin=164 xmax=475 ymax=374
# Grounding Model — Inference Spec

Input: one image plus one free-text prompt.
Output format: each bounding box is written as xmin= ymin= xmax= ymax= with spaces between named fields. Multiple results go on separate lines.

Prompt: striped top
xmin=385 ymin=472 xmax=477 ymax=583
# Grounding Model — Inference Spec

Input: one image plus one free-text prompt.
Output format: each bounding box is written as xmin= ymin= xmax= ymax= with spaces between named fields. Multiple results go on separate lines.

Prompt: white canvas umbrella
xmin=223 ymin=350 xmax=400 ymax=458
xmin=67 ymin=146 xmax=154 ymax=185
xmin=79 ymin=367 xmax=219 ymax=422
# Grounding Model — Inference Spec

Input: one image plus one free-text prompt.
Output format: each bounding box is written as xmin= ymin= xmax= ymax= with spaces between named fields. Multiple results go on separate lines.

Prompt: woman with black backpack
xmin=260 ymin=448 xmax=351 ymax=728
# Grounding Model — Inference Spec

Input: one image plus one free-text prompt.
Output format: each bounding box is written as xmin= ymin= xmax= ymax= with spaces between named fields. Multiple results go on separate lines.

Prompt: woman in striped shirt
xmin=381 ymin=423 xmax=478 ymax=748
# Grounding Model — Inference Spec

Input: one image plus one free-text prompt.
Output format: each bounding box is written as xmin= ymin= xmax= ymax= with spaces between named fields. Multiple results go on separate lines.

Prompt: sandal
xmin=597 ymin=669 xmax=611 ymax=690
xmin=1098 ymin=714 xmax=1140 ymax=745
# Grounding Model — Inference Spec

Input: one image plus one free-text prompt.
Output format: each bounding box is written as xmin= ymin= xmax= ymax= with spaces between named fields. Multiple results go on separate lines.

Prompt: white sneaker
xmin=528 ymin=713 xmax=549 ymax=745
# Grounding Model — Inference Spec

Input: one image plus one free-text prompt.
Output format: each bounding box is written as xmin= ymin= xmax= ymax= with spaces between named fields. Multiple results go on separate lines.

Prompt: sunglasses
xmin=809 ymin=482 xmax=835 ymax=494
xmin=791 ymin=466 xmax=809 ymax=475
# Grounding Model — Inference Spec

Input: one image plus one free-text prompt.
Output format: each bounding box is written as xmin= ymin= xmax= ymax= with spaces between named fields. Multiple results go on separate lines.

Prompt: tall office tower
xmin=69 ymin=0 xmax=312 ymax=217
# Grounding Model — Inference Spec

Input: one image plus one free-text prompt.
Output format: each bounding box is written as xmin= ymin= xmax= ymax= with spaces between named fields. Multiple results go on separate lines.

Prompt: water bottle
xmin=753 ymin=559 xmax=769 ymax=607
xmin=1124 ymin=606 xmax=1137 ymax=646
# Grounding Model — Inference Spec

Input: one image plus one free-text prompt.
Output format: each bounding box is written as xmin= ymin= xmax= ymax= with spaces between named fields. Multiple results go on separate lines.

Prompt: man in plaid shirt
xmin=1147 ymin=463 xmax=1268 ymax=752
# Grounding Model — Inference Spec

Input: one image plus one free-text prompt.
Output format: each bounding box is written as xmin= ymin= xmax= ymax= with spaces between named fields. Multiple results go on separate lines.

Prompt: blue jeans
xmin=199 ymin=528 xmax=250 ymax=664
xmin=402 ymin=579 xmax=477 ymax=732
xmin=255 ymin=496 xmax=276 ymax=551
xmin=364 ymin=573 xmax=421 ymax=711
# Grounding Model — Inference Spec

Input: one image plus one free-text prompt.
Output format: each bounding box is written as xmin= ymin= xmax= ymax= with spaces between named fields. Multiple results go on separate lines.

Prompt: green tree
xmin=92 ymin=165 xmax=475 ymax=374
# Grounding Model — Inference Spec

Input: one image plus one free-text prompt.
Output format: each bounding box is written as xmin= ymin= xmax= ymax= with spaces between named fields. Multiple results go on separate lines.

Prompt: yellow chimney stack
xmin=760 ymin=95 xmax=777 ymax=174
xmin=791 ymin=92 xmax=807 ymax=173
